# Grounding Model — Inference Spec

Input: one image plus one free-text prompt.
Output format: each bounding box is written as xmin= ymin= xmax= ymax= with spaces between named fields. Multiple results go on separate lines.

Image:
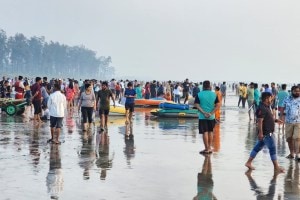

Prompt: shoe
xmin=295 ymin=156 xmax=300 ymax=162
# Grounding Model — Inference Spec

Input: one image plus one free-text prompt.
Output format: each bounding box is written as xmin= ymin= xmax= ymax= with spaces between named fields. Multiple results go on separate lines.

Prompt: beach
xmin=0 ymin=91 xmax=299 ymax=200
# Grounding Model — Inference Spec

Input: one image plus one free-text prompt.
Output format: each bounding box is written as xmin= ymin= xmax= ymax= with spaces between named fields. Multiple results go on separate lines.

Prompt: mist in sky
xmin=1 ymin=0 xmax=300 ymax=83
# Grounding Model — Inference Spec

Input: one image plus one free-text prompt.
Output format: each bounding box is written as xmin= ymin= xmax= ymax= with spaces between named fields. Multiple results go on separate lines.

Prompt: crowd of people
xmin=0 ymin=75 xmax=300 ymax=169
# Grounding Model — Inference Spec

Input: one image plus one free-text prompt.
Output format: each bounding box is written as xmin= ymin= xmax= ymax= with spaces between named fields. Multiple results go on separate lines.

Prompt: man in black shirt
xmin=182 ymin=78 xmax=190 ymax=104
xmin=245 ymin=92 xmax=284 ymax=173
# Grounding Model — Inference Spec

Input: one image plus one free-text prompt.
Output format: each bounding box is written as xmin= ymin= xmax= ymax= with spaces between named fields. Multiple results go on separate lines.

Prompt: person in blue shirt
xmin=124 ymin=82 xmax=136 ymax=125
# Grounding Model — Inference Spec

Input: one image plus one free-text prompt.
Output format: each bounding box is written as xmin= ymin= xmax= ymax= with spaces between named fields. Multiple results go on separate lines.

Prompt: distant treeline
xmin=0 ymin=29 xmax=115 ymax=79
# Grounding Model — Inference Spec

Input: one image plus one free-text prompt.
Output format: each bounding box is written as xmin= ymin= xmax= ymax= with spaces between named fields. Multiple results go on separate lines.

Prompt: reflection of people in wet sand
xmin=29 ymin=131 xmax=40 ymax=167
xmin=284 ymin=162 xmax=300 ymax=199
xmin=78 ymin=131 xmax=95 ymax=180
xmin=46 ymin=144 xmax=63 ymax=199
xmin=213 ymin=124 xmax=220 ymax=152
xmin=95 ymin=131 xmax=113 ymax=180
xmin=193 ymin=155 xmax=217 ymax=200
xmin=245 ymin=170 xmax=279 ymax=199
xmin=124 ymin=124 xmax=135 ymax=166
xmin=245 ymin=92 xmax=284 ymax=173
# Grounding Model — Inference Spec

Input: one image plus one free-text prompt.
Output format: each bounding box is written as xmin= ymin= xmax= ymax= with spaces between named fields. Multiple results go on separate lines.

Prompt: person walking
xmin=124 ymin=82 xmax=136 ymax=125
xmin=194 ymin=80 xmax=220 ymax=154
xmin=245 ymin=92 xmax=284 ymax=173
xmin=78 ymin=83 xmax=96 ymax=131
xmin=96 ymin=81 xmax=115 ymax=131
xmin=47 ymin=83 xmax=67 ymax=144
xmin=281 ymin=85 xmax=300 ymax=161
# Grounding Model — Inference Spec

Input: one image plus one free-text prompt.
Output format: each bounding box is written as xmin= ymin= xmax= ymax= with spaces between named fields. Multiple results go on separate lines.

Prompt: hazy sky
xmin=1 ymin=0 xmax=300 ymax=83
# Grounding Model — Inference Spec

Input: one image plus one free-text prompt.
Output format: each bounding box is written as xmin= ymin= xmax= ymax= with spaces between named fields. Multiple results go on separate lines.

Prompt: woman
xmin=78 ymin=83 xmax=96 ymax=131
xmin=173 ymin=82 xmax=182 ymax=104
xmin=144 ymin=82 xmax=150 ymax=99
xmin=66 ymin=81 xmax=75 ymax=110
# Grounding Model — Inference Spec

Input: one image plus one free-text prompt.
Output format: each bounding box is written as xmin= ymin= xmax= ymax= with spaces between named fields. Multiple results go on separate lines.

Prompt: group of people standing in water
xmin=1 ymin=75 xmax=300 ymax=171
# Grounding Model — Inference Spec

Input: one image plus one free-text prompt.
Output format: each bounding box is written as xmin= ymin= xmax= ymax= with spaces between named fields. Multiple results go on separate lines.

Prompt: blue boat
xmin=159 ymin=102 xmax=189 ymax=110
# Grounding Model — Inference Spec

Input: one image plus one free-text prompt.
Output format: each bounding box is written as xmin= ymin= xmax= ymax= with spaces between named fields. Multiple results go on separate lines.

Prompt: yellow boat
xmin=109 ymin=102 xmax=126 ymax=116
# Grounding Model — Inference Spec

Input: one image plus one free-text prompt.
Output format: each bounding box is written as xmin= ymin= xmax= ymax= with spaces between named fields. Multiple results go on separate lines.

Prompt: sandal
xmin=50 ymin=140 xmax=61 ymax=145
xmin=286 ymin=154 xmax=295 ymax=159
xmin=199 ymin=150 xmax=210 ymax=154
xmin=47 ymin=139 xmax=53 ymax=143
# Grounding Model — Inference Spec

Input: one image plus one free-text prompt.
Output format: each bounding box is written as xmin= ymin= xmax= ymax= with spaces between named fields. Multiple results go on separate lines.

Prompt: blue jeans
xmin=250 ymin=134 xmax=277 ymax=161
xmin=174 ymin=94 xmax=181 ymax=104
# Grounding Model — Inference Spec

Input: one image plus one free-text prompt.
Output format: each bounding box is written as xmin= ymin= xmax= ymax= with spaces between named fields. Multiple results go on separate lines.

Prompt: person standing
xmin=282 ymin=85 xmax=300 ymax=161
xmin=47 ymin=83 xmax=67 ymax=144
xmin=245 ymin=92 xmax=284 ymax=173
xmin=124 ymin=82 xmax=136 ymax=124
xmin=277 ymin=84 xmax=289 ymax=129
xmin=78 ymin=83 xmax=96 ymax=131
xmin=220 ymin=81 xmax=227 ymax=105
xmin=183 ymin=78 xmax=190 ymax=104
xmin=247 ymin=83 xmax=255 ymax=120
xmin=214 ymin=86 xmax=222 ymax=122
xmin=31 ymin=77 xmax=43 ymax=123
xmin=253 ymin=83 xmax=261 ymax=121
xmin=96 ymin=81 xmax=115 ymax=131
xmin=14 ymin=75 xmax=24 ymax=99
xmin=173 ymin=82 xmax=182 ymax=104
xmin=194 ymin=80 xmax=220 ymax=154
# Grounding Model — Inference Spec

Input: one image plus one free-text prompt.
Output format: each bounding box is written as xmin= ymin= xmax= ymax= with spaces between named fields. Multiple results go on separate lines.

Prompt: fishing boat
xmin=150 ymin=108 xmax=198 ymax=118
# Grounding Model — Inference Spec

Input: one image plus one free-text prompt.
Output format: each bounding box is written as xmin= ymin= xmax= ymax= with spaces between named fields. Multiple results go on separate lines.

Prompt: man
xmin=31 ymin=77 xmax=43 ymax=123
xmin=194 ymin=80 xmax=220 ymax=154
xmin=124 ymin=82 xmax=136 ymax=126
xmin=277 ymin=84 xmax=289 ymax=129
xmin=183 ymin=78 xmax=190 ymax=104
xmin=271 ymin=82 xmax=279 ymax=119
xmin=247 ymin=82 xmax=255 ymax=120
xmin=282 ymin=85 xmax=300 ymax=161
xmin=14 ymin=76 xmax=24 ymax=99
xmin=245 ymin=92 xmax=284 ymax=173
xmin=150 ymin=80 xmax=157 ymax=98
xmin=47 ymin=83 xmax=67 ymax=144
xmin=96 ymin=81 xmax=115 ymax=131
xmin=220 ymin=81 xmax=227 ymax=105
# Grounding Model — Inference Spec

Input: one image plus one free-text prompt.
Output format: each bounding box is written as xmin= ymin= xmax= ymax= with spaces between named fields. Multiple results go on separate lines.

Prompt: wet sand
xmin=0 ymin=92 xmax=299 ymax=200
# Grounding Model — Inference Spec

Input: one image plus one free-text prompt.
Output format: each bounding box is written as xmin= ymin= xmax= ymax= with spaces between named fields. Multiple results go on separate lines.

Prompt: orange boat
xmin=134 ymin=97 xmax=167 ymax=107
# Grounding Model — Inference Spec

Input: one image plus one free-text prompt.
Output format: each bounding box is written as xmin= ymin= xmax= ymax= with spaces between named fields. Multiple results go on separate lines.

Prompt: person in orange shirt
xmin=214 ymin=86 xmax=222 ymax=122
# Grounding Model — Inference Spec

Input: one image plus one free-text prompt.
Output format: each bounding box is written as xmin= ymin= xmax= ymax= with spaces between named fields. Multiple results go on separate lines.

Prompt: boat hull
xmin=150 ymin=108 xmax=198 ymax=118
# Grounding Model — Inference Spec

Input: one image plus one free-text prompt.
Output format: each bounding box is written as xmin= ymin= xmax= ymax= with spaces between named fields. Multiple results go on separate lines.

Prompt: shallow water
xmin=0 ymin=92 xmax=299 ymax=200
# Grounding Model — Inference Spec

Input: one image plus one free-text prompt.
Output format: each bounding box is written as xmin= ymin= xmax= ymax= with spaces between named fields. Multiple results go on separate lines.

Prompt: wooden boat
xmin=134 ymin=97 xmax=168 ymax=107
xmin=150 ymin=108 xmax=198 ymax=118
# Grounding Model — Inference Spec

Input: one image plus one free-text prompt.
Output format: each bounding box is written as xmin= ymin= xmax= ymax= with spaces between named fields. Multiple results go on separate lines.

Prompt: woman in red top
xmin=144 ymin=82 xmax=150 ymax=99
xmin=65 ymin=81 xmax=75 ymax=111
